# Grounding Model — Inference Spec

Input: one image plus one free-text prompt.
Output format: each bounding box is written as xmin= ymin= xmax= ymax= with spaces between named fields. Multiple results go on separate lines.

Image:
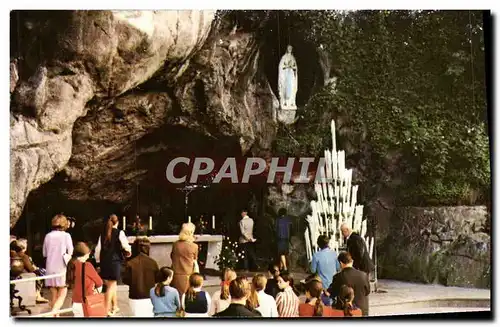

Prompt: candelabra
xmin=304 ymin=120 xmax=374 ymax=262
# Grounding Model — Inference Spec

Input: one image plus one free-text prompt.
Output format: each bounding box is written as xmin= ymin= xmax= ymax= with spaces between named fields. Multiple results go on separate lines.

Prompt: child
xmin=181 ymin=273 xmax=211 ymax=317
xmin=275 ymin=271 xmax=299 ymax=317
xmin=150 ymin=267 xmax=180 ymax=317
xmin=67 ymin=242 xmax=103 ymax=317
xmin=209 ymin=268 xmax=236 ymax=315
xmin=264 ymin=263 xmax=281 ymax=298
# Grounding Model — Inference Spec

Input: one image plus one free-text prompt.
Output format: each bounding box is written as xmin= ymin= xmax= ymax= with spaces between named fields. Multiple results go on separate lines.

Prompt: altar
xmin=127 ymin=234 xmax=223 ymax=270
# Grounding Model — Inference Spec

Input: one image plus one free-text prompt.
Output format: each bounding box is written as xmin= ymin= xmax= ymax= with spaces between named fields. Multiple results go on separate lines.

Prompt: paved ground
xmin=12 ymin=277 xmax=490 ymax=318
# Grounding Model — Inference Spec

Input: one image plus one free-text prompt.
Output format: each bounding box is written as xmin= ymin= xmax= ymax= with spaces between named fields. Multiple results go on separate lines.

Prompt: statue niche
xmin=277 ymin=45 xmax=298 ymax=124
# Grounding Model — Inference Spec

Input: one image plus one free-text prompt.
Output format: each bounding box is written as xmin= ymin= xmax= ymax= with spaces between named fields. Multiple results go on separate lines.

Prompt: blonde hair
xmin=179 ymin=222 xmax=196 ymax=242
xmin=52 ymin=214 xmax=68 ymax=231
xmin=220 ymin=268 xmax=237 ymax=300
xmin=248 ymin=274 xmax=266 ymax=310
xmin=186 ymin=273 xmax=204 ymax=301
xmin=252 ymin=273 xmax=267 ymax=291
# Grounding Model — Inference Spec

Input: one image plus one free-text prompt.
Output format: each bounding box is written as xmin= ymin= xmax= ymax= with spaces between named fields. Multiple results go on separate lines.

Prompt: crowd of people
xmin=10 ymin=211 xmax=373 ymax=318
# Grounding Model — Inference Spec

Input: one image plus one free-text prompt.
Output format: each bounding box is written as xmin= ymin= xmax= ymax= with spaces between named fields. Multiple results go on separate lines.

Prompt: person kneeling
xmin=181 ymin=273 xmax=211 ymax=317
xmin=213 ymin=277 xmax=261 ymax=317
xmin=150 ymin=267 xmax=180 ymax=317
xmin=123 ymin=237 xmax=159 ymax=317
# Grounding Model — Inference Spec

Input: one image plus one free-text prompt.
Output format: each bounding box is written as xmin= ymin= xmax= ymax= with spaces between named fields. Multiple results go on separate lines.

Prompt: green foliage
xmin=273 ymin=10 xmax=490 ymax=205
xmin=214 ymin=238 xmax=245 ymax=271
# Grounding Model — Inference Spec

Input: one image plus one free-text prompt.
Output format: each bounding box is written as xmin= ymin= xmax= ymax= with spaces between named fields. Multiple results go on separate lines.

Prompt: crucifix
xmin=177 ymin=184 xmax=209 ymax=221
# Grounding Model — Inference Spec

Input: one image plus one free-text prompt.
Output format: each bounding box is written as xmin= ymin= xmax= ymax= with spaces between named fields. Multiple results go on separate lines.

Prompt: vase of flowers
xmin=214 ymin=238 xmax=245 ymax=271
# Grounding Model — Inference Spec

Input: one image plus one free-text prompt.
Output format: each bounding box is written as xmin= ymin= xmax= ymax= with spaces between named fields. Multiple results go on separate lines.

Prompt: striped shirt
xmin=276 ymin=287 xmax=299 ymax=317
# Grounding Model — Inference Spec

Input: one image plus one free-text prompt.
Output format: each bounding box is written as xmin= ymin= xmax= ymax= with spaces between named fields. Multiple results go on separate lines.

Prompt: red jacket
xmin=71 ymin=261 xmax=103 ymax=303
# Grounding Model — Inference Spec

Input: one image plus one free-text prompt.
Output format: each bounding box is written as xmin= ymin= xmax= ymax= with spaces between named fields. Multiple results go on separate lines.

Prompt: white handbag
xmin=193 ymin=260 xmax=200 ymax=273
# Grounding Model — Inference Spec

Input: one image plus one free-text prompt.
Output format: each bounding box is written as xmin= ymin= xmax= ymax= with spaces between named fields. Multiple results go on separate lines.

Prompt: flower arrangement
xmin=214 ymin=238 xmax=245 ymax=270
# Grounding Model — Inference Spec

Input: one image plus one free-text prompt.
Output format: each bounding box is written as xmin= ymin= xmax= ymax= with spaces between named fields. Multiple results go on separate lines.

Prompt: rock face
xmin=10 ymin=10 xmax=280 ymax=226
xmin=377 ymin=206 xmax=490 ymax=288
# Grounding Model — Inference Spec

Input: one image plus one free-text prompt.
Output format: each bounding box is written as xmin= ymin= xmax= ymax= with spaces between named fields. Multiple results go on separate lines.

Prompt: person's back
xmin=210 ymin=290 xmax=231 ymax=315
xmin=171 ymin=241 xmax=198 ymax=274
xmin=123 ymin=238 xmax=159 ymax=317
xmin=256 ymin=290 xmax=278 ymax=317
xmin=150 ymin=285 xmax=180 ymax=317
xmin=181 ymin=273 xmax=211 ymax=317
xmin=312 ymin=248 xmax=339 ymax=287
xmin=214 ymin=303 xmax=261 ymax=317
xmin=99 ymin=228 xmax=122 ymax=262
xmin=332 ymin=268 xmax=369 ymax=315
xmin=43 ymin=230 xmax=72 ymax=274
xmin=183 ymin=290 xmax=210 ymax=317
xmin=298 ymin=303 xmax=339 ymax=317
xmin=276 ymin=291 xmax=299 ymax=317
xmin=71 ymin=261 xmax=103 ymax=304
xmin=328 ymin=253 xmax=370 ymax=316
xmin=213 ymin=276 xmax=261 ymax=318
xmin=311 ymin=235 xmax=340 ymax=290
xmin=124 ymin=253 xmax=159 ymax=299
xmin=276 ymin=215 xmax=292 ymax=240
xmin=346 ymin=232 xmax=373 ymax=274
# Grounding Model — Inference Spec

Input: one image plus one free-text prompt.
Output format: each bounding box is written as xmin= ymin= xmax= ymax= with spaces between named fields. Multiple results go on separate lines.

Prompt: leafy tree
xmin=273 ymin=10 xmax=490 ymax=205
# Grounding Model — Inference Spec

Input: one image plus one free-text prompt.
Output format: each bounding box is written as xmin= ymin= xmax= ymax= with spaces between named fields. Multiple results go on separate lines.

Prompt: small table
xmin=127 ymin=234 xmax=224 ymax=270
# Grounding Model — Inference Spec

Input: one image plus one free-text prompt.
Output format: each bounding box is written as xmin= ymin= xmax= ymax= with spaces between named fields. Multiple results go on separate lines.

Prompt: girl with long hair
xmin=43 ymin=214 xmax=74 ymax=316
xmin=275 ymin=271 xmax=299 ymax=317
xmin=67 ymin=242 xmax=103 ymax=317
xmin=181 ymin=273 xmax=211 ymax=317
xmin=251 ymin=273 xmax=278 ymax=317
xmin=150 ymin=267 xmax=181 ymax=317
xmin=95 ymin=214 xmax=132 ymax=316
xmin=209 ymin=268 xmax=236 ymax=315
xmin=246 ymin=275 xmax=260 ymax=311
xmin=299 ymin=280 xmax=337 ymax=317
xmin=332 ymin=285 xmax=362 ymax=317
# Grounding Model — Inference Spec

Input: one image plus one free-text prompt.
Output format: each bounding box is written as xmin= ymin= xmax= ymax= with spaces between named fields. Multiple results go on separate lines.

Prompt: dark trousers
xmin=241 ymin=242 xmax=257 ymax=271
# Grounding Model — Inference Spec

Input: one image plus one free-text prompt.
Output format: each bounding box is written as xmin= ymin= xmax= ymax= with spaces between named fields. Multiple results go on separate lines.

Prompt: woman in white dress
xmin=43 ymin=214 xmax=74 ymax=316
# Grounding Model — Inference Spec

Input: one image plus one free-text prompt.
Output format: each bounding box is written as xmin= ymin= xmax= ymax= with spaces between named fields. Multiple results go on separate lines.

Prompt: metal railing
xmin=10 ymin=273 xmax=65 ymax=284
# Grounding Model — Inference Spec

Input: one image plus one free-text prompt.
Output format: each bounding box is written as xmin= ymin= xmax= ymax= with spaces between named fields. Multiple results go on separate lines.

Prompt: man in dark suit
xmin=214 ymin=277 xmax=262 ymax=317
xmin=122 ymin=237 xmax=159 ymax=317
xmin=327 ymin=252 xmax=371 ymax=316
xmin=341 ymin=223 xmax=374 ymax=276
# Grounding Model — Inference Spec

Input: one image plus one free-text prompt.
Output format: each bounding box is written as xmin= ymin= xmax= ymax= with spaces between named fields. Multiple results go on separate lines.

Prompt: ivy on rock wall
xmin=273 ymin=10 xmax=490 ymax=206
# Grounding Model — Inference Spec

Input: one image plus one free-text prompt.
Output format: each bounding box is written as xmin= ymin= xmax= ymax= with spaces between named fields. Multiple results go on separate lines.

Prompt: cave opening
xmin=12 ymin=124 xmax=269 ymax=261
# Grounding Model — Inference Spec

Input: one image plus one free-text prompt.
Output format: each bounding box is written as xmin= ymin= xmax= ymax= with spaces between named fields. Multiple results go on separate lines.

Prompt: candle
xmin=369 ymin=237 xmax=374 ymax=259
xmin=149 ymin=216 xmax=152 ymax=230
xmin=331 ymin=120 xmax=336 ymax=156
xmin=212 ymin=215 xmax=215 ymax=230
xmin=325 ymin=149 xmax=332 ymax=181
xmin=122 ymin=216 xmax=126 ymax=230
xmin=188 ymin=216 xmax=191 ymax=223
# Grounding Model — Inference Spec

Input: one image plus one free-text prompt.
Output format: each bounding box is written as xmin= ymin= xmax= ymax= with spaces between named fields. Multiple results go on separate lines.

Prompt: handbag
xmin=81 ymin=261 xmax=107 ymax=317
xmin=193 ymin=260 xmax=200 ymax=274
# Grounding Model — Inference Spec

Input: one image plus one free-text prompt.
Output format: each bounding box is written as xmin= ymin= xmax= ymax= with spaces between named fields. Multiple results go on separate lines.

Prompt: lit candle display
xmin=212 ymin=215 xmax=215 ymax=230
xmin=122 ymin=216 xmax=126 ymax=230
xmin=149 ymin=216 xmax=152 ymax=230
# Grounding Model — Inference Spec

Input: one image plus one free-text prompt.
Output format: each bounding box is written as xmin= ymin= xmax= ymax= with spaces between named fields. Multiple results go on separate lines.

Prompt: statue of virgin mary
xmin=278 ymin=45 xmax=298 ymax=109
